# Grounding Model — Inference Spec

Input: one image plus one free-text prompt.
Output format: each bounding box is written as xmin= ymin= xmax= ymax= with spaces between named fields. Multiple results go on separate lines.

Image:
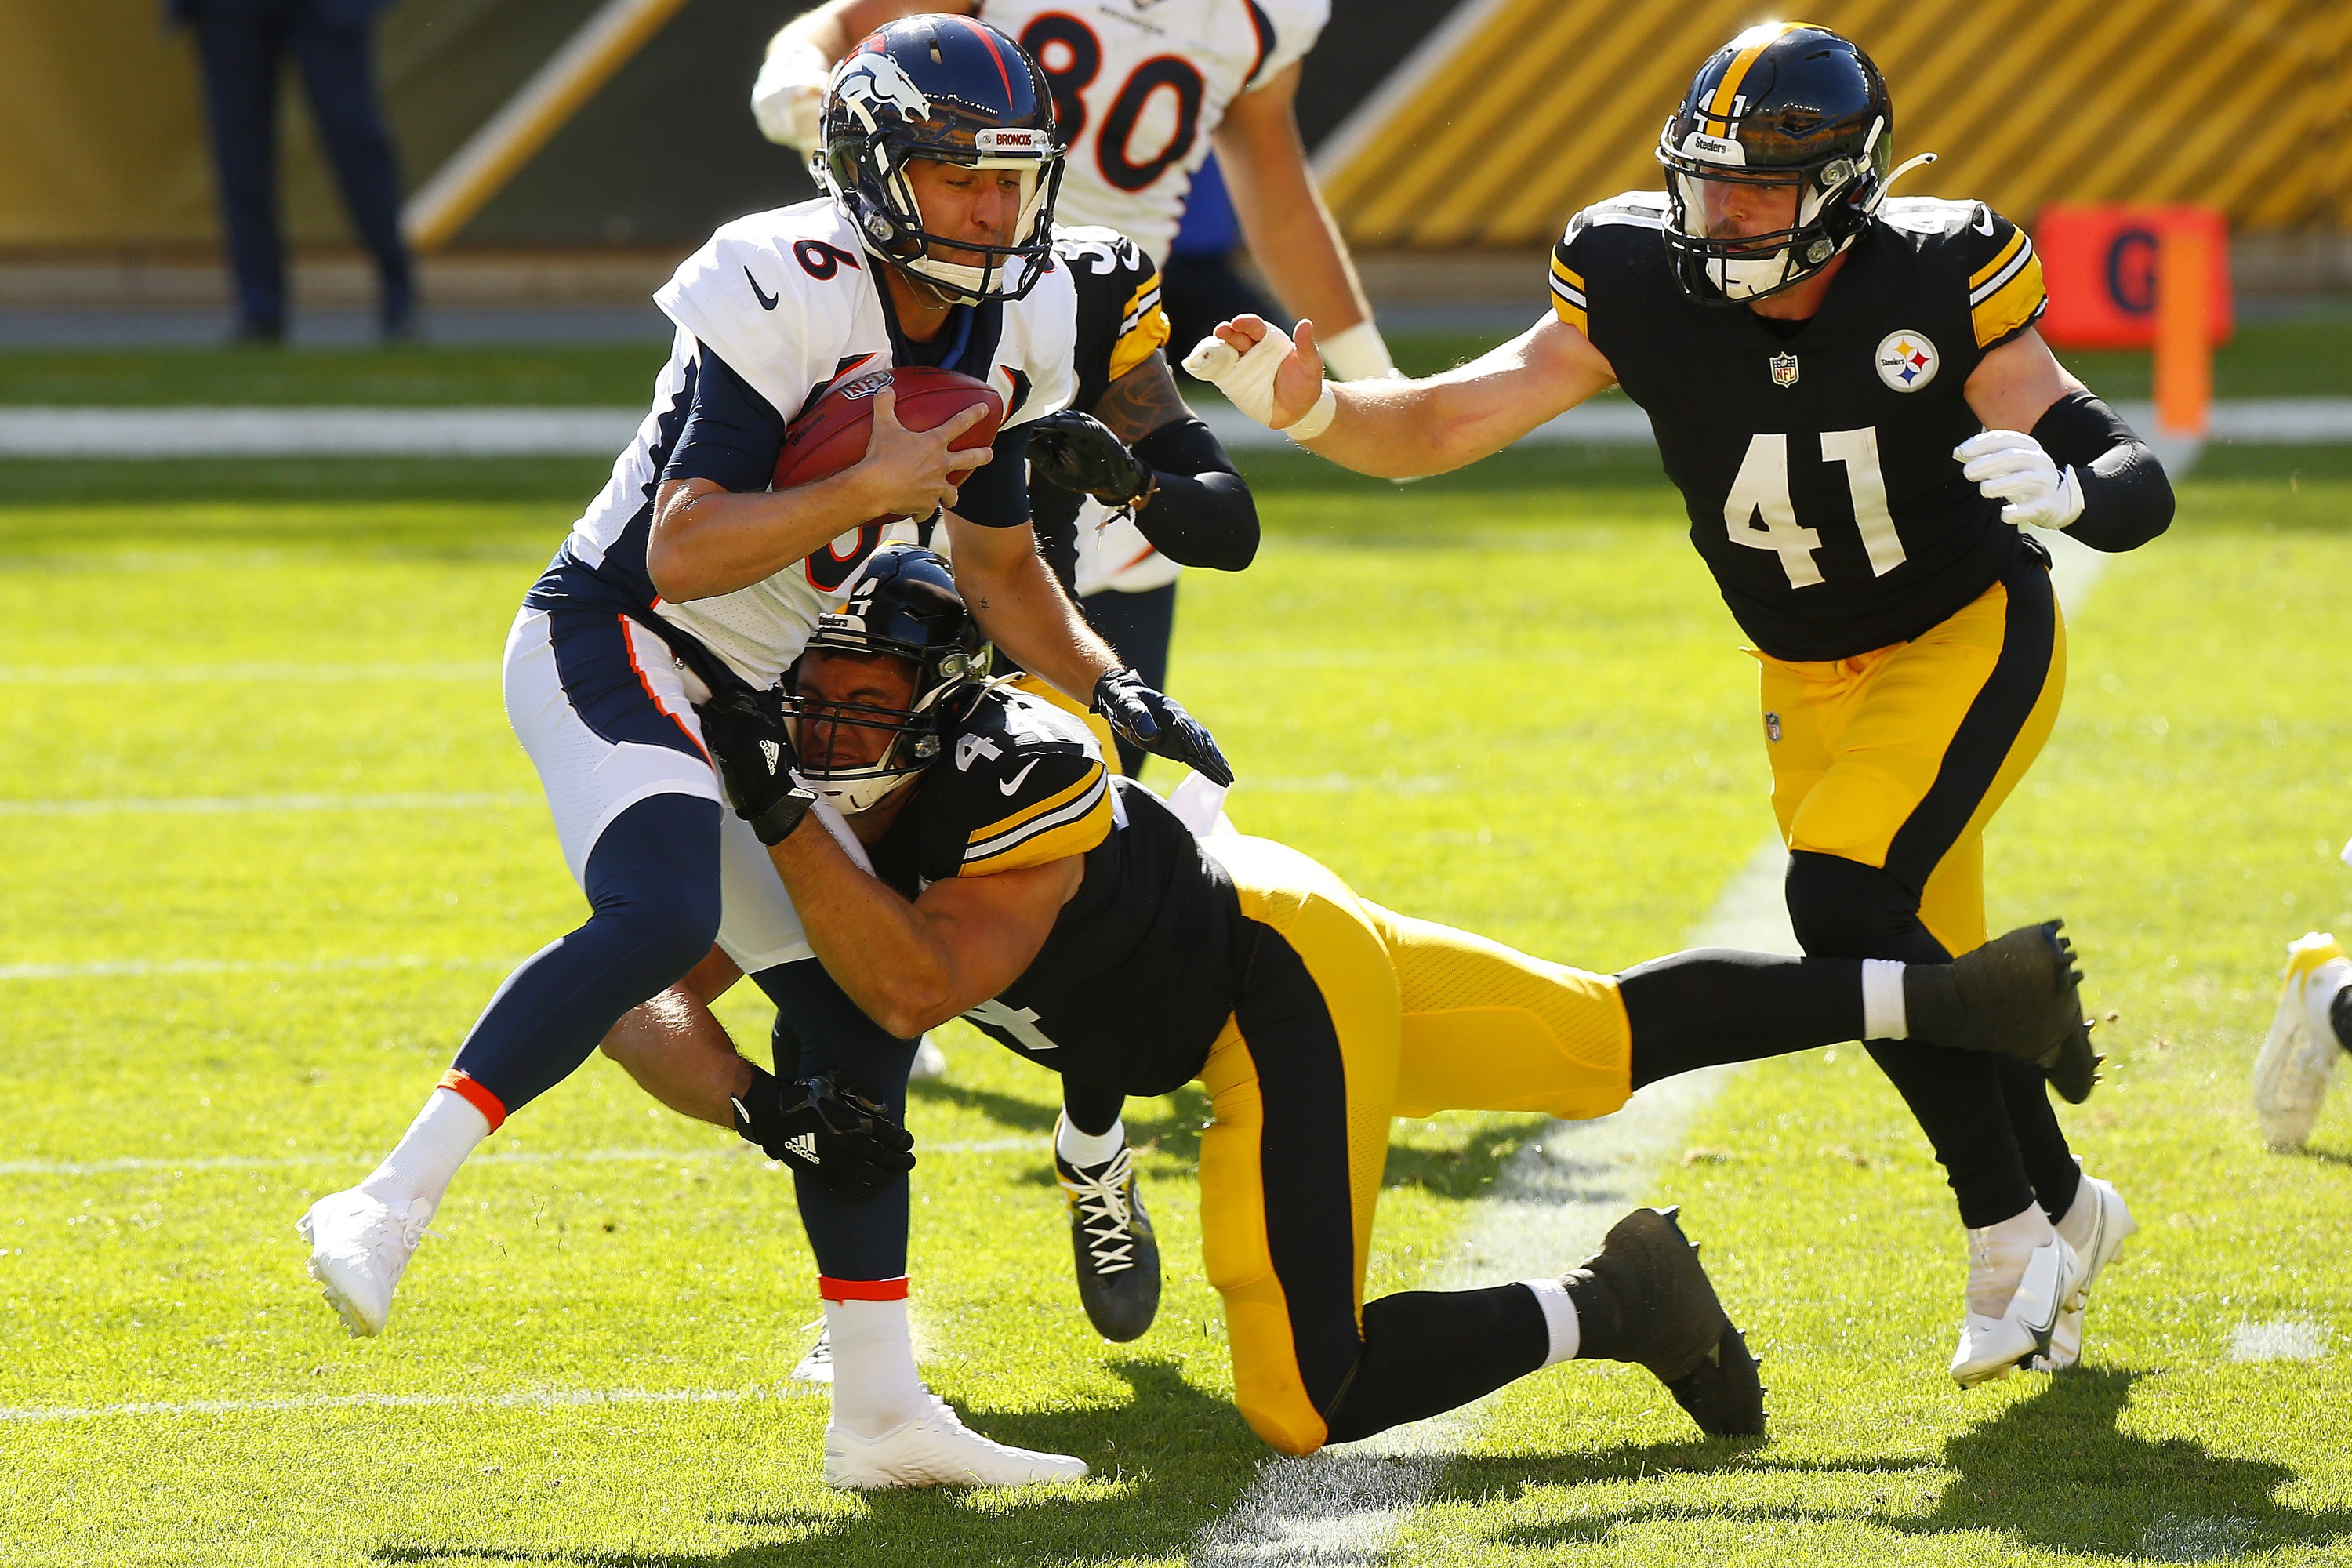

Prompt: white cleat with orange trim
xmin=297 ymin=1188 xmax=434 ymax=1338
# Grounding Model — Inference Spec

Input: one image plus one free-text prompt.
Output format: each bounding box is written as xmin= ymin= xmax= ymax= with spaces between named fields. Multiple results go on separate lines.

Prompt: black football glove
xmin=1092 ymin=668 xmax=1233 ymax=786
xmin=693 ymin=685 xmax=818 ymax=845
xmin=731 ymin=1069 xmax=916 ymax=1194
xmin=1027 ymin=410 xmax=1156 ymax=506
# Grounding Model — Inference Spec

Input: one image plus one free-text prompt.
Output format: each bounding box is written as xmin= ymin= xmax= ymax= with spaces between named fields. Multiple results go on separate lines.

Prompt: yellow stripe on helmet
xmin=1703 ymin=20 xmax=1807 ymax=131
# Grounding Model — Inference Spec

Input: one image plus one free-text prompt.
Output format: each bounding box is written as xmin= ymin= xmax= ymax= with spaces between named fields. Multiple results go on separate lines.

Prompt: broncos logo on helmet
xmin=828 ymin=53 xmax=931 ymax=133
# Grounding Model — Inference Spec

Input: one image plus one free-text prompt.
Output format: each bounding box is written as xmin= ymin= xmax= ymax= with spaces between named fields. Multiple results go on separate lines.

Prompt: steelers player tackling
xmin=660 ymin=542 xmax=2102 ymax=1457
xmin=1189 ymin=23 xmax=2173 ymax=1386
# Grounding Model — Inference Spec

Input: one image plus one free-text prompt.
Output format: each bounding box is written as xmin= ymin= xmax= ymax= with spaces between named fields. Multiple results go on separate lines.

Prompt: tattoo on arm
xmin=1091 ymin=351 xmax=1191 ymax=444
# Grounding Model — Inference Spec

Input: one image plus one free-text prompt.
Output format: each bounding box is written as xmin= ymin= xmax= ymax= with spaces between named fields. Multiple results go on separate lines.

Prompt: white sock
xmin=824 ymin=1296 xmax=931 ymax=1439
xmin=2306 ymin=957 xmax=2352 ymax=1044
xmin=2050 ymin=1160 xmax=2095 ymax=1253
xmin=1056 ymin=1112 xmax=1126 ymax=1169
xmin=1965 ymin=1204 xmax=2056 ymax=1317
xmin=1523 ymin=1278 xmax=1580 ymax=1367
xmin=1861 ymin=959 xmax=1908 ymax=1040
xmin=357 ymin=1087 xmax=488 ymax=1214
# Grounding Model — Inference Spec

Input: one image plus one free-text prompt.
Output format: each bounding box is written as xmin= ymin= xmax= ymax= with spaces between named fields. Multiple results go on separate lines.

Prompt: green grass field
xmin=3 ymin=347 xmax=2350 ymax=1565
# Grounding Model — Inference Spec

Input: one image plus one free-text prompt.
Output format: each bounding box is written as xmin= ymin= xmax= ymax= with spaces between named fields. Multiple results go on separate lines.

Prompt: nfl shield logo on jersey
xmin=1875 ymin=331 xmax=1939 ymax=392
xmin=1769 ymin=352 xmax=1800 ymax=388
xmin=1765 ymin=710 xmax=1783 ymax=743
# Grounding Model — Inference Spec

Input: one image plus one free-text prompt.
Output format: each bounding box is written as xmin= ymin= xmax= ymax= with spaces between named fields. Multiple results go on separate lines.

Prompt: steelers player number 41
xmin=1722 ymin=427 xmax=1904 ymax=588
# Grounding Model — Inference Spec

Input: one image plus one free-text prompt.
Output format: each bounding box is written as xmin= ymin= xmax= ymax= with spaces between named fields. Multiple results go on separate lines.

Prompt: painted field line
xmin=0 ymin=662 xmax=495 ymax=686
xmin=0 ymin=790 xmax=537 ymax=818
xmin=0 ymin=953 xmax=521 ymax=982
xmin=0 ymin=1384 xmax=786 ymax=1425
xmin=0 ymin=1138 xmax=1031 ymax=1180
xmin=1192 ymin=532 xmax=2113 ymax=1566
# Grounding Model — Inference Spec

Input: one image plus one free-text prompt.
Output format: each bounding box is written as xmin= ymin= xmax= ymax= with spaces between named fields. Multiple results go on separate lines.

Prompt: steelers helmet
xmin=818 ymin=17 xmax=1065 ymax=303
xmin=1655 ymin=23 xmax=1927 ymax=304
xmin=785 ymin=544 xmax=991 ymax=814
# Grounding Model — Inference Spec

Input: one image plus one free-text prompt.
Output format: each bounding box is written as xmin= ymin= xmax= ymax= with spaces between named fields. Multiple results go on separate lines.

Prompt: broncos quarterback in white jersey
xmin=295 ymin=16 xmax=1227 ymax=1492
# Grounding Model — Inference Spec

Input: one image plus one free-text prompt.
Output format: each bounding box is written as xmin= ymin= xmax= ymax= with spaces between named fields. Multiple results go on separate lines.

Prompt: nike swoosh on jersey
xmin=745 ymin=267 xmax=780 ymax=310
xmin=999 ymin=760 xmax=1043 ymax=795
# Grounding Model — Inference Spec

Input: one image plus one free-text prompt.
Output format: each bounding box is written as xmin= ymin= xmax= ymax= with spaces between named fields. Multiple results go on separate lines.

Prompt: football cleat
xmin=1055 ymin=1134 xmax=1161 ymax=1343
xmin=824 ymin=1396 xmax=1088 ymax=1489
xmin=1566 ymin=1207 xmax=1766 ymax=1436
xmin=297 ymin=1188 xmax=435 ymax=1338
xmin=792 ymin=1328 xmax=834 ymax=1385
xmin=1910 ymin=919 xmax=2102 ymax=1102
xmin=907 ymin=1034 xmax=949 ymax=1083
xmin=1950 ymin=1213 xmax=2084 ymax=1386
xmin=2031 ymin=1163 xmax=2138 ymax=1372
xmin=2253 ymin=932 xmax=2348 ymax=1150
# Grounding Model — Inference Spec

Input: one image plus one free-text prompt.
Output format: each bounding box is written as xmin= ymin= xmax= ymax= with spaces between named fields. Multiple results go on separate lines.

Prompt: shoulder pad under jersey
xmin=921 ymin=684 xmax=1112 ymax=880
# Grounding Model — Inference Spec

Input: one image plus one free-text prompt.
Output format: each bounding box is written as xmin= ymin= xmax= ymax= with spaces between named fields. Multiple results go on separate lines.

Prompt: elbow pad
xmin=1131 ymin=419 xmax=1260 ymax=572
xmin=2030 ymin=391 xmax=2174 ymax=553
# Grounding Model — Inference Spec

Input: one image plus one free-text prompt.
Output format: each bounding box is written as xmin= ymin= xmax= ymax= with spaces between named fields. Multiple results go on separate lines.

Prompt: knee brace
xmin=1783 ymin=850 xmax=1951 ymax=963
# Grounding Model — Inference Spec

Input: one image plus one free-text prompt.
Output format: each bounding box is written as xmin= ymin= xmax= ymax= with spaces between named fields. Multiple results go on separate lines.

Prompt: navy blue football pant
xmin=463 ymin=604 xmax=913 ymax=1281
xmin=186 ymin=0 xmax=413 ymax=334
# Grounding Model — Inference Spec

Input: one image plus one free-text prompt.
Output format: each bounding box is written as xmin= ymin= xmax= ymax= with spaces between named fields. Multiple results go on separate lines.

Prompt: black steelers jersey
xmin=1551 ymin=193 xmax=2050 ymax=661
xmin=1030 ymin=227 xmax=1172 ymax=590
xmin=869 ymin=682 xmax=1242 ymax=1095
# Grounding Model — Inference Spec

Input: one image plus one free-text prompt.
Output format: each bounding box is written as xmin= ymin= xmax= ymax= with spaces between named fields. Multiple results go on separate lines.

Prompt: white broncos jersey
xmin=560 ymin=198 xmax=1078 ymax=691
xmin=975 ymin=0 xmax=1328 ymax=263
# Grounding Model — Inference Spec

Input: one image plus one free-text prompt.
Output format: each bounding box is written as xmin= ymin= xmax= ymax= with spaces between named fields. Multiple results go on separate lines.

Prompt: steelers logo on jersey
xmin=1875 ymin=330 xmax=1940 ymax=392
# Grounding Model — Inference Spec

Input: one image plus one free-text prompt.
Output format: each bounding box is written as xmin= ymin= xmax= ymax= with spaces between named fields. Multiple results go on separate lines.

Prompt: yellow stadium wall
xmin=1321 ymin=0 xmax=2352 ymax=249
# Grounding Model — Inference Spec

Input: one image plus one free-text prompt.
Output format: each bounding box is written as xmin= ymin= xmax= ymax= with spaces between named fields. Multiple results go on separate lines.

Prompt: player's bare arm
xmin=1091 ymin=350 xmax=1189 ymax=447
xmin=1211 ymin=64 xmax=1377 ymax=348
xmin=775 ymin=822 xmax=1079 ymax=1039
xmin=943 ymin=512 xmax=1120 ymax=697
xmin=599 ymin=947 xmax=749 ymax=1127
xmin=648 ymin=391 xmax=992 ymax=602
xmin=1191 ymin=309 xmax=1618 ymax=479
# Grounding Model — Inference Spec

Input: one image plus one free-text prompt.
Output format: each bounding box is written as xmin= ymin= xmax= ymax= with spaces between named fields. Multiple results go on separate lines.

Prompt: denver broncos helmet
xmin=786 ymin=544 xmax=990 ymax=814
xmin=1655 ymin=23 xmax=1932 ymax=304
xmin=818 ymin=16 xmax=1065 ymax=303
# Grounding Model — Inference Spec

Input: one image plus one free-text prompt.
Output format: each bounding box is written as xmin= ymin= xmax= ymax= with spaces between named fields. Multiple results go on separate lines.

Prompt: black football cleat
xmin=1567 ymin=1207 xmax=1766 ymax=1437
xmin=1907 ymin=919 xmax=2103 ymax=1102
xmin=1055 ymin=1140 xmax=1160 ymax=1343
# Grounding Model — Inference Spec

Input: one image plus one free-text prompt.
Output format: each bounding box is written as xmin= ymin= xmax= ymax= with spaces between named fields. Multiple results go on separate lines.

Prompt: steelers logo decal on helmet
xmin=1876 ymin=330 xmax=1939 ymax=392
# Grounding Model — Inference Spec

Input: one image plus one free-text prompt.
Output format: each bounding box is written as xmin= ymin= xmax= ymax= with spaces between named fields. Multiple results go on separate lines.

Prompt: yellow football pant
xmin=1192 ymin=833 xmax=1632 ymax=1456
xmin=1757 ymin=555 xmax=2066 ymax=956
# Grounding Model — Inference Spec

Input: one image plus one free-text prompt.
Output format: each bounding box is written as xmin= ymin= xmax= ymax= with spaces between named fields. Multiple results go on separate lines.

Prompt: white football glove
xmin=1954 ymin=429 xmax=2083 ymax=531
xmin=751 ymin=34 xmax=829 ymax=151
xmin=1181 ymin=325 xmax=1336 ymax=439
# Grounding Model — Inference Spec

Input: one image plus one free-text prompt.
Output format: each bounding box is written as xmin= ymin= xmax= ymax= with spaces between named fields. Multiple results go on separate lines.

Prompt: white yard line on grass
xmin=9 ymin=400 xmax=2349 ymax=458
xmin=1191 ymin=532 xmax=2112 ymax=1566
xmin=0 ymin=1138 xmax=1031 ymax=1180
xmin=0 ymin=662 xmax=496 ymax=685
xmin=0 ymin=953 xmax=519 ymax=982
xmin=0 ymin=1385 xmax=786 ymax=1425
xmin=0 ymin=790 xmax=538 ymax=818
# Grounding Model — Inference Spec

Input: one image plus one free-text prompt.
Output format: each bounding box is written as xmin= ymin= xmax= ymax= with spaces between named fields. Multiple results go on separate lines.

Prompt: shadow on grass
xmin=1459 ymin=1370 xmax=2352 ymax=1559
xmin=371 ymin=1360 xmax=1267 ymax=1568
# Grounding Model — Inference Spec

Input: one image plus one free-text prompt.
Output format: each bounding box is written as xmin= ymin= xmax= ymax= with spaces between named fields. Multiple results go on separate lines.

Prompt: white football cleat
xmin=825 ymin=1396 xmax=1088 ymax=1489
xmin=2254 ymin=932 xmax=2348 ymax=1150
xmin=2032 ymin=1163 xmax=2139 ymax=1371
xmin=907 ymin=1034 xmax=949 ymax=1082
xmin=297 ymin=1188 xmax=435 ymax=1338
xmin=1950 ymin=1212 xmax=2084 ymax=1387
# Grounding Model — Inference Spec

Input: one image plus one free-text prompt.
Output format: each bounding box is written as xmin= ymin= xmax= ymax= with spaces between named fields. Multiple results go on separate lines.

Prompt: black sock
xmin=1621 ymin=949 xmax=1866 ymax=1088
xmin=1319 ymin=1283 xmax=1549 ymax=1444
xmin=2333 ymin=984 xmax=2352 ymax=1054
xmin=1062 ymin=1080 xmax=1127 ymax=1138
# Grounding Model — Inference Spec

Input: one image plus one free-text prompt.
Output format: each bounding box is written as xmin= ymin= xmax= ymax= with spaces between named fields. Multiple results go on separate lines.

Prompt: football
xmin=771 ymin=364 xmax=1004 ymax=515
